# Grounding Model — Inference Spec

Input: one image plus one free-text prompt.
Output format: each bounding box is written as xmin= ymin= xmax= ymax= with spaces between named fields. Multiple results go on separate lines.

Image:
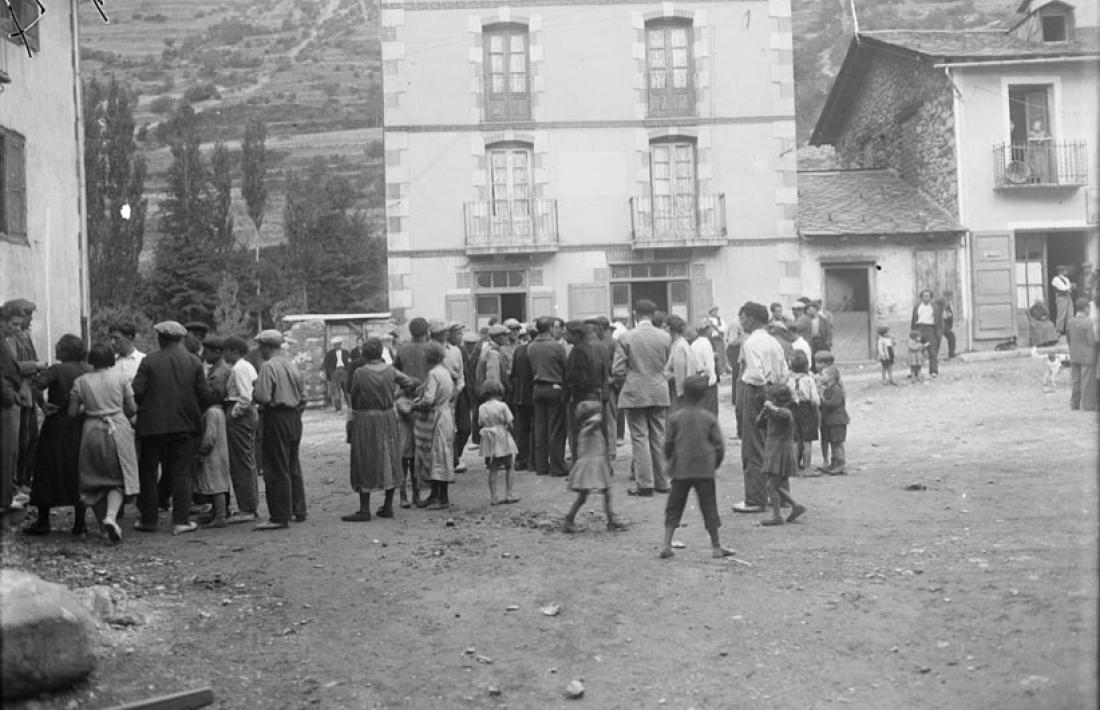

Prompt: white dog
xmin=1030 ymin=346 xmax=1070 ymax=390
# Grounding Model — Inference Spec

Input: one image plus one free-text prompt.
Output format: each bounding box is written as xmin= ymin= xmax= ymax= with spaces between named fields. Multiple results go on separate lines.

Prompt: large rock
xmin=1 ymin=569 xmax=99 ymax=701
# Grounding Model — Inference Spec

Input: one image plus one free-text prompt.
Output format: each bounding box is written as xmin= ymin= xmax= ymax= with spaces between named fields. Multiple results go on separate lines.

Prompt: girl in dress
xmin=907 ymin=329 xmax=929 ymax=382
xmin=23 ymin=334 xmax=92 ymax=536
xmin=195 ymin=403 xmax=231 ymax=528
xmin=876 ymin=325 xmax=897 ymax=385
xmin=563 ymin=401 xmax=625 ymax=533
xmin=413 ymin=343 xmax=455 ymax=510
xmin=68 ymin=342 xmax=139 ymax=543
xmin=756 ymin=385 xmax=806 ymax=527
xmin=787 ymin=351 xmax=820 ymax=474
xmin=477 ymin=380 xmax=519 ymax=505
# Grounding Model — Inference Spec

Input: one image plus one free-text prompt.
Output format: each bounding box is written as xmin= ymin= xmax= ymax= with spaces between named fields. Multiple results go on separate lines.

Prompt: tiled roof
xmin=798 ymin=170 xmax=964 ymax=237
xmin=860 ymin=27 xmax=1100 ymax=61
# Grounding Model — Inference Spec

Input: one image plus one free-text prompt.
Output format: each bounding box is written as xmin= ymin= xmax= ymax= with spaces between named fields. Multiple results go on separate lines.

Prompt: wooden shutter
xmin=3 ymin=130 xmax=27 ymax=240
xmin=914 ymin=247 xmax=959 ymax=298
xmin=568 ymin=283 xmax=609 ymax=321
xmin=690 ymin=279 xmax=713 ymax=324
xmin=529 ymin=291 xmax=555 ymax=321
xmin=970 ymin=232 xmax=1016 ymax=339
xmin=445 ymin=294 xmax=475 ymax=332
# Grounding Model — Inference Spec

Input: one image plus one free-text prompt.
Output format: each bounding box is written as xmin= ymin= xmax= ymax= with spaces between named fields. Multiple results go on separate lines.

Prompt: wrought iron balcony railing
xmin=993 ymin=140 xmax=1087 ymax=188
xmin=629 ymin=193 xmax=727 ymax=248
xmin=463 ymin=199 xmax=559 ymax=255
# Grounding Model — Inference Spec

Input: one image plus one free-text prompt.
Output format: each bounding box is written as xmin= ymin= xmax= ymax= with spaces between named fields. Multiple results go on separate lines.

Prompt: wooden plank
xmin=101 ymin=687 xmax=214 ymax=710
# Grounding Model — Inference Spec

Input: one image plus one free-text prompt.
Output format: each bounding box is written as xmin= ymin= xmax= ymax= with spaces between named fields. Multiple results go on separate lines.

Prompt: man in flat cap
xmin=3 ymin=299 xmax=44 ymax=495
xmin=508 ymin=322 xmax=537 ymax=471
xmin=323 ymin=337 xmax=351 ymax=413
xmin=527 ymin=317 xmax=568 ymax=477
xmin=476 ymin=324 xmax=512 ymax=405
xmin=253 ymin=329 xmax=307 ymax=530
xmin=132 ymin=321 xmax=212 ymax=535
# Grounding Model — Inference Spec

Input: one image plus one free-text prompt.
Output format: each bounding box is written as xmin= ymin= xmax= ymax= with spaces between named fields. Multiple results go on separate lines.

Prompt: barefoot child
xmin=787 ymin=351 xmax=819 ymax=474
xmin=813 ymin=350 xmax=836 ymax=469
xmin=907 ymin=329 xmax=928 ymax=383
xmin=477 ymin=381 xmax=519 ymax=505
xmin=659 ymin=376 xmax=734 ymax=558
xmin=876 ymin=326 xmax=897 ymax=385
xmin=818 ymin=366 xmax=850 ymax=475
xmin=195 ymin=403 xmax=231 ymax=528
xmin=756 ymin=384 xmax=806 ymax=526
xmin=564 ymin=401 xmax=625 ymax=533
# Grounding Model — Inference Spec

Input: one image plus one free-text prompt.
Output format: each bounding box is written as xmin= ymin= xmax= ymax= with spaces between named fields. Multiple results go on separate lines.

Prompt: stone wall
xmin=833 ymin=49 xmax=959 ymax=218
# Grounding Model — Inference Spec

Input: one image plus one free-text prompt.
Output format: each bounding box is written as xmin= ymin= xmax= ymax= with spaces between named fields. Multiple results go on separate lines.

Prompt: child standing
xmin=813 ymin=350 xmax=836 ymax=469
xmin=787 ymin=351 xmax=820 ymax=473
xmin=876 ymin=326 xmax=897 ymax=385
xmin=818 ymin=366 xmax=850 ymax=476
xmin=659 ymin=376 xmax=733 ymax=558
xmin=564 ymin=401 xmax=625 ymax=533
xmin=195 ymin=403 xmax=231 ymax=528
xmin=477 ymin=381 xmax=519 ymax=505
xmin=907 ymin=329 xmax=928 ymax=383
xmin=756 ymin=384 xmax=806 ymax=526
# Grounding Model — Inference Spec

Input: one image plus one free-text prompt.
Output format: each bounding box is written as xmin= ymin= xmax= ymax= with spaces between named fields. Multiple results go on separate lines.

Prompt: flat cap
xmin=202 ymin=334 xmax=226 ymax=349
xmin=255 ymin=329 xmax=285 ymax=346
xmin=183 ymin=321 xmax=210 ymax=335
xmin=462 ymin=331 xmax=480 ymax=344
xmin=429 ymin=319 xmax=451 ymax=335
xmin=449 ymin=321 xmax=465 ymax=332
xmin=488 ymin=324 xmax=510 ymax=337
xmin=583 ymin=316 xmax=610 ymax=328
xmin=153 ymin=320 xmax=188 ymax=338
xmin=791 ymin=301 xmax=806 ymax=310
xmin=2 ymin=298 xmax=36 ymax=314
xmin=503 ymin=318 xmax=522 ymax=329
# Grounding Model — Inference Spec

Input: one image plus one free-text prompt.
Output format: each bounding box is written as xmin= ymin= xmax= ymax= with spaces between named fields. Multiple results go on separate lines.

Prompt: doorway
xmin=610 ymin=280 xmax=691 ymax=321
xmin=476 ymin=292 xmax=526 ymax=329
xmin=823 ymin=265 xmax=873 ymax=360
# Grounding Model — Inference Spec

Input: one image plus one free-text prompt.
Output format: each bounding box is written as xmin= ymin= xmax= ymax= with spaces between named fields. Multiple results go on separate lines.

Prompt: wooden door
xmin=689 ymin=279 xmax=712 ymax=325
xmin=913 ymin=247 xmax=959 ymax=299
xmin=568 ymin=283 xmax=609 ymax=321
xmin=445 ymin=294 xmax=475 ymax=332
xmin=971 ymin=232 xmax=1016 ymax=339
xmin=529 ymin=291 xmax=555 ymax=321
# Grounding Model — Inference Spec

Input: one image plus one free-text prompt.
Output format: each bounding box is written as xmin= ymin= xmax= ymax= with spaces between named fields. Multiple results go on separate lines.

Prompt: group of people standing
xmin=1 ymin=301 xmax=311 ymax=540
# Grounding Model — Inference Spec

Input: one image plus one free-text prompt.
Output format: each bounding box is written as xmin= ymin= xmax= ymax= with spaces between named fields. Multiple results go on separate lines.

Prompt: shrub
xmin=149 ymin=95 xmax=174 ymax=114
xmin=182 ymin=83 xmax=220 ymax=103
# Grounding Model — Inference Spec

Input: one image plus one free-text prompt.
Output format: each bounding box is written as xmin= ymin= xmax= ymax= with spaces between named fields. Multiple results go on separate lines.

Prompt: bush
xmin=182 ymin=83 xmax=220 ymax=103
xmin=149 ymin=95 xmax=174 ymax=114
xmin=89 ymin=304 xmax=157 ymax=355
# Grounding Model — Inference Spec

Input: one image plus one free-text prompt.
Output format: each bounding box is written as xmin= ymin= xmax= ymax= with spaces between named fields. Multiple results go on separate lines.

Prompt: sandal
xmin=172 ymin=522 xmax=199 ymax=536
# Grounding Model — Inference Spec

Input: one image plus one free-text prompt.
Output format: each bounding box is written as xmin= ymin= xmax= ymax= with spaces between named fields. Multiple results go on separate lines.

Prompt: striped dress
xmin=414 ymin=365 xmax=455 ymax=483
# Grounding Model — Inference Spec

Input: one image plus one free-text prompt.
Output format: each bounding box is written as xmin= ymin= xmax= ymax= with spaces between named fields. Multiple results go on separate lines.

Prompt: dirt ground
xmin=3 ymin=354 xmax=1097 ymax=710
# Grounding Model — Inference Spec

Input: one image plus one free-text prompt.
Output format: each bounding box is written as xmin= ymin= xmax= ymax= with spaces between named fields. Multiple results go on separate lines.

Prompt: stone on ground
xmin=1 ymin=569 xmax=99 ymax=701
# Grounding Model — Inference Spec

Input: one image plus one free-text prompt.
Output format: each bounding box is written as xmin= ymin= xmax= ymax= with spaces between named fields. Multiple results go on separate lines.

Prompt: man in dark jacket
xmin=322 ymin=338 xmax=351 ymax=413
xmin=510 ymin=323 xmax=537 ymax=470
xmin=0 ymin=304 xmax=26 ymax=511
xmin=133 ymin=320 xmax=212 ymax=535
xmin=564 ymin=321 xmax=607 ymax=461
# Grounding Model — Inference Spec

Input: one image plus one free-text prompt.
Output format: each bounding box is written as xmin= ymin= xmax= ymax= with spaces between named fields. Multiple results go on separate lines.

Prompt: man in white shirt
xmin=910 ymin=289 xmax=941 ymax=377
xmin=688 ymin=322 xmax=718 ymax=418
xmin=734 ymin=302 xmax=788 ymax=514
xmin=109 ymin=322 xmax=146 ymax=385
xmin=1052 ymin=265 xmax=1075 ymax=335
xmin=707 ymin=306 xmax=730 ymax=375
xmin=222 ymin=336 xmax=259 ymax=525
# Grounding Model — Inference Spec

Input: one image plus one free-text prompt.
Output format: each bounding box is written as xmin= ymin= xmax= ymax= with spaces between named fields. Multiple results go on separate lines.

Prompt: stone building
xmin=0 ymin=0 xmax=89 ymax=347
xmin=810 ymin=0 xmax=1099 ymax=348
xmin=382 ymin=0 xmax=799 ymax=329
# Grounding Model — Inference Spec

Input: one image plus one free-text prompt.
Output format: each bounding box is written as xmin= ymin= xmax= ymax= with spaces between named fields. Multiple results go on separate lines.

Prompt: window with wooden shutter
xmin=488 ymin=143 xmax=533 ymax=237
xmin=0 ymin=127 xmax=28 ymax=244
xmin=650 ymin=142 xmax=696 ymax=235
xmin=484 ymin=24 xmax=530 ymax=122
xmin=646 ymin=20 xmax=693 ymax=118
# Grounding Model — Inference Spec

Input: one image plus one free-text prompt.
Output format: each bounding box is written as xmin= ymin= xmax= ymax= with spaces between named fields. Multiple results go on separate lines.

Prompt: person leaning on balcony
xmin=1052 ymin=265 xmax=1076 ymax=335
xmin=910 ymin=290 xmax=941 ymax=378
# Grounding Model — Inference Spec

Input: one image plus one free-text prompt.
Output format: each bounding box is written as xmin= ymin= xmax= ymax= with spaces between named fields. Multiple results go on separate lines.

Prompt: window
xmin=0 ymin=127 xmax=27 ymax=243
xmin=488 ymin=144 xmax=532 ymax=236
xmin=1015 ymin=235 xmax=1045 ymax=308
xmin=1 ymin=0 xmax=42 ymax=53
xmin=1008 ymin=85 xmax=1052 ymax=144
xmin=646 ymin=20 xmax=693 ymax=117
xmin=475 ymin=270 xmax=525 ymax=289
xmin=650 ymin=142 xmax=696 ymax=234
xmin=483 ymin=24 xmax=530 ymax=122
xmin=1041 ymin=13 xmax=1068 ymax=42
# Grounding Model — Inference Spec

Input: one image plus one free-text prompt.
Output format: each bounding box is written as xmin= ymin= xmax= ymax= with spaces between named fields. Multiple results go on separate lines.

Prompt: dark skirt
xmin=30 ymin=413 xmax=84 ymax=508
xmin=793 ymin=402 xmax=819 ymax=442
xmin=349 ymin=408 xmax=402 ymax=492
xmin=762 ymin=435 xmax=798 ymax=478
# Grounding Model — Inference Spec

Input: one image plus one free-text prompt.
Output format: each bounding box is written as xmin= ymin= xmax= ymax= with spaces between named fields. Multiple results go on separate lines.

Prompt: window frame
xmin=486 ymin=141 xmax=534 ymax=237
xmin=482 ymin=22 xmax=531 ymax=122
xmin=0 ymin=126 xmax=28 ymax=245
xmin=645 ymin=18 xmax=695 ymax=118
xmin=648 ymin=139 xmax=698 ymax=234
xmin=1 ymin=0 xmax=42 ymax=54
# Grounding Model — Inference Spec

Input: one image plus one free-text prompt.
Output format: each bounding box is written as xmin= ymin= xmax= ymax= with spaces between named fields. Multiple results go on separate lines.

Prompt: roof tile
xmin=861 ymin=27 xmax=1100 ymax=61
xmin=798 ymin=170 xmax=964 ymax=236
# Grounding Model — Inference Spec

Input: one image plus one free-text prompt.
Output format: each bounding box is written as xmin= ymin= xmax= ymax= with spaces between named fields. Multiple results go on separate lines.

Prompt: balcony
xmin=629 ymin=193 xmax=727 ymax=249
xmin=993 ymin=141 xmax=1088 ymax=189
xmin=463 ymin=199 xmax=559 ymax=256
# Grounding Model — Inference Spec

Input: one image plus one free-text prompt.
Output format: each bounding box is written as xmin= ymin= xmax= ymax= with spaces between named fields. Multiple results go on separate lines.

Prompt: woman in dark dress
xmin=23 ymin=334 xmax=92 ymax=536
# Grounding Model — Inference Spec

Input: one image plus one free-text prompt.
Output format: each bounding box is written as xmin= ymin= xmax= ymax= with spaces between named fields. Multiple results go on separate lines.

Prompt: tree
xmin=84 ymin=77 xmax=148 ymax=308
xmin=213 ymin=272 xmax=252 ymax=337
xmin=241 ymin=118 xmax=268 ymax=326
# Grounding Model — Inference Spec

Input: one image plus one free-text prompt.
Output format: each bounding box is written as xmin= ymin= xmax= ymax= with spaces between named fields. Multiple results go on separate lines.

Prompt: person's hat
xmin=449 ymin=321 xmax=465 ymax=332
xmin=583 ymin=315 xmax=610 ymax=328
xmin=503 ymin=317 xmax=522 ymax=330
xmin=153 ymin=320 xmax=188 ymax=339
xmin=791 ymin=301 xmax=806 ymax=310
xmin=255 ymin=329 xmax=285 ymax=346
xmin=462 ymin=330 xmax=480 ymax=344
xmin=202 ymin=334 xmax=225 ymax=349
xmin=2 ymin=298 xmax=36 ymax=314
xmin=183 ymin=321 xmax=209 ymax=335
xmin=488 ymin=324 xmax=510 ymax=337
xmin=331 ymin=337 xmax=344 ymax=345
xmin=682 ymin=375 xmax=709 ymax=400
xmin=429 ymin=319 xmax=450 ymax=335
xmin=565 ymin=320 xmax=588 ymax=335
xmin=574 ymin=400 xmax=603 ymax=422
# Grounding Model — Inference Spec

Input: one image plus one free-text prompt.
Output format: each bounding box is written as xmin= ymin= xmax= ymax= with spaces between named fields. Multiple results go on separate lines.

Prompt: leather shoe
xmin=627 ymin=488 xmax=654 ymax=497
xmin=254 ymin=521 xmax=289 ymax=531
xmin=654 ymin=487 xmax=671 ymax=494
xmin=732 ymin=502 xmax=766 ymax=513
xmin=132 ymin=521 xmax=158 ymax=532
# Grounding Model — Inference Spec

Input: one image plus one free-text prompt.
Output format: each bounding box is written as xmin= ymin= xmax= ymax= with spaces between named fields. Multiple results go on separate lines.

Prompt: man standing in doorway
xmin=252 ymin=329 xmax=307 ymax=530
xmin=910 ymin=289 xmax=941 ymax=378
xmin=1052 ymin=265 xmax=1075 ymax=335
xmin=733 ymin=302 xmax=788 ymax=514
xmin=613 ymin=300 xmax=671 ymax=497
xmin=935 ymin=290 xmax=956 ymax=359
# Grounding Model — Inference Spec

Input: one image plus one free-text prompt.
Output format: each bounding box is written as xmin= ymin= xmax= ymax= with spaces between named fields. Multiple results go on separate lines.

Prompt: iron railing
xmin=993 ymin=140 xmax=1088 ymax=187
xmin=463 ymin=198 xmax=559 ymax=254
xmin=629 ymin=193 xmax=727 ymax=247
